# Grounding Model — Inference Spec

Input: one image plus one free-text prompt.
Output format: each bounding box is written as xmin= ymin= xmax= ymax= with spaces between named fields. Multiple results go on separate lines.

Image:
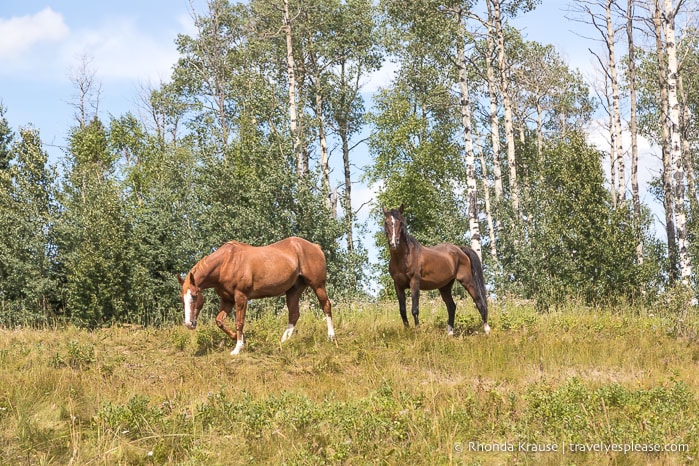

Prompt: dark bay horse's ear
xmin=177 ymin=274 xmax=184 ymax=285
xmin=382 ymin=207 xmax=388 ymax=216
xmin=399 ymin=204 xmax=404 ymax=214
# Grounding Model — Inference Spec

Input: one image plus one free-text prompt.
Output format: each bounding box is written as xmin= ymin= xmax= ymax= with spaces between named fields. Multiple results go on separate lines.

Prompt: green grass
xmin=1 ymin=299 xmax=698 ymax=465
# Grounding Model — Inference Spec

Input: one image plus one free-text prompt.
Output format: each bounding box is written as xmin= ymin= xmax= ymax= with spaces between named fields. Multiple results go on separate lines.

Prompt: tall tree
xmin=659 ymin=0 xmax=692 ymax=286
xmin=54 ymin=117 xmax=131 ymax=326
xmin=626 ymin=0 xmax=644 ymax=264
xmin=0 ymin=126 xmax=57 ymax=321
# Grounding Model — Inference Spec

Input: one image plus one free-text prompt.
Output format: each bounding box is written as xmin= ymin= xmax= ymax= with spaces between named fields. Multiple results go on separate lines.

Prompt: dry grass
xmin=1 ymin=299 xmax=698 ymax=465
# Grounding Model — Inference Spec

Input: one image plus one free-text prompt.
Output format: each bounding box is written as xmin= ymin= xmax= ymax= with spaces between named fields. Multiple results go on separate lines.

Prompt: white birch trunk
xmin=492 ymin=0 xmax=520 ymax=219
xmin=606 ymin=0 xmax=625 ymax=205
xmin=653 ymin=3 xmax=678 ymax=281
xmin=478 ymin=151 xmax=498 ymax=264
xmin=282 ymin=0 xmax=304 ymax=177
xmin=456 ymin=8 xmax=482 ymax=259
xmin=662 ymin=0 xmax=692 ymax=285
xmin=626 ymin=0 xmax=643 ymax=264
xmin=485 ymin=7 xmax=503 ymax=201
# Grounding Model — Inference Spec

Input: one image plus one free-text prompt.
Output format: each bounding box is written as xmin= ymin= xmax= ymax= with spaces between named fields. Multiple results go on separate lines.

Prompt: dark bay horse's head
xmin=382 ymin=204 xmax=406 ymax=250
xmin=178 ymin=272 xmax=204 ymax=330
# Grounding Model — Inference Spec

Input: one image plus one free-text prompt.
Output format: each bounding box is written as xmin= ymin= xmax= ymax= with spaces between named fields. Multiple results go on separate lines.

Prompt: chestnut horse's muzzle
xmin=185 ymin=320 xmax=197 ymax=330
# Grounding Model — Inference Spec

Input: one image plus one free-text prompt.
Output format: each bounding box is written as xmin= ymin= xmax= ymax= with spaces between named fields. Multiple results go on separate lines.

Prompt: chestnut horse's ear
xmin=188 ymin=272 xmax=196 ymax=288
xmin=177 ymin=274 xmax=184 ymax=285
xmin=399 ymin=204 xmax=404 ymax=214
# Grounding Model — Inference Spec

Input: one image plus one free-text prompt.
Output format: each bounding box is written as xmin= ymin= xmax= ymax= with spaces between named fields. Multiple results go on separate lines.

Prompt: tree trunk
xmin=678 ymin=73 xmax=696 ymax=203
xmin=313 ymin=78 xmax=332 ymax=212
xmin=282 ymin=0 xmax=305 ymax=177
xmin=606 ymin=0 xmax=625 ymax=205
xmin=491 ymin=0 xmax=520 ymax=219
xmin=661 ymin=0 xmax=692 ymax=286
xmin=626 ymin=0 xmax=643 ymax=264
xmin=485 ymin=14 xmax=503 ymax=201
xmin=653 ymin=3 xmax=678 ymax=282
xmin=478 ymin=151 xmax=498 ymax=264
xmin=456 ymin=7 xmax=482 ymax=259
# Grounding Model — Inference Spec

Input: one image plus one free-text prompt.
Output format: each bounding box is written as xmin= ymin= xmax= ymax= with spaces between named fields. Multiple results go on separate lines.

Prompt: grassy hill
xmin=1 ymin=299 xmax=697 ymax=465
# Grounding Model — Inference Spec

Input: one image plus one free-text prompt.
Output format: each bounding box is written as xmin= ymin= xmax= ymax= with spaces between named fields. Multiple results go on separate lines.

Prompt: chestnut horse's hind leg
xmin=311 ymin=284 xmax=335 ymax=341
xmin=282 ymin=279 xmax=306 ymax=343
xmin=439 ymin=280 xmax=457 ymax=336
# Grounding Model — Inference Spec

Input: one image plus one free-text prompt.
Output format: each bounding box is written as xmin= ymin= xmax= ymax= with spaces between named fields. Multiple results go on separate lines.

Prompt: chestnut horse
xmin=382 ymin=206 xmax=490 ymax=335
xmin=178 ymin=237 xmax=335 ymax=355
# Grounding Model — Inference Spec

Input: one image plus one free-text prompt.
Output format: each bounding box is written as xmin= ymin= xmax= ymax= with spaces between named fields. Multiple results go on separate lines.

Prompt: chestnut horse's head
xmin=178 ymin=272 xmax=204 ymax=330
xmin=382 ymin=204 xmax=406 ymax=250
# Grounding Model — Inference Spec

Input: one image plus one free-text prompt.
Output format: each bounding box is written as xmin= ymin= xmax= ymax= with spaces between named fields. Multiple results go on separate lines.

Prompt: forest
xmin=1 ymin=0 xmax=698 ymax=328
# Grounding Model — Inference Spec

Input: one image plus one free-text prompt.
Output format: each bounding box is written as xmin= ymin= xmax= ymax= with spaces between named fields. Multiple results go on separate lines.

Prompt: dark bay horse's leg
xmin=215 ymin=299 xmax=237 ymax=341
xmin=410 ymin=277 xmax=421 ymax=326
xmin=439 ymin=280 xmax=457 ymax=336
xmin=231 ymin=290 xmax=248 ymax=355
xmin=395 ymin=283 xmax=409 ymax=327
xmin=282 ymin=278 xmax=306 ymax=343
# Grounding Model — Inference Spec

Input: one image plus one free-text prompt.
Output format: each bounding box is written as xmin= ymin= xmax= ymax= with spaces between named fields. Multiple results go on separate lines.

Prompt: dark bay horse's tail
xmin=460 ymin=246 xmax=488 ymax=325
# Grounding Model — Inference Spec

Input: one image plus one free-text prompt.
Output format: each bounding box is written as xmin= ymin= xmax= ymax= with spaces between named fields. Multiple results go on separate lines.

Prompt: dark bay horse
xmin=178 ymin=237 xmax=335 ymax=355
xmin=382 ymin=206 xmax=490 ymax=335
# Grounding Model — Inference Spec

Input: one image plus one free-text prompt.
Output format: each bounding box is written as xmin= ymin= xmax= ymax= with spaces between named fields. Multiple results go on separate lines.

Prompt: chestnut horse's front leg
xmin=410 ymin=276 xmax=421 ymax=326
xmin=215 ymin=299 xmax=236 ymax=341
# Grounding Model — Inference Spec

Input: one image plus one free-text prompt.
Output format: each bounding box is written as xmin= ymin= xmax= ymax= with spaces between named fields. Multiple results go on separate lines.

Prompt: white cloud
xmin=0 ymin=7 xmax=69 ymax=60
xmin=362 ymin=61 xmax=399 ymax=93
xmin=61 ymin=19 xmax=179 ymax=84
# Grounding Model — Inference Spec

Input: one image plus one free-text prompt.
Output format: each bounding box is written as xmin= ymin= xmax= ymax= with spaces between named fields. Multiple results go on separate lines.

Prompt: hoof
xmin=483 ymin=323 xmax=491 ymax=335
xmin=231 ymin=341 xmax=244 ymax=355
xmin=447 ymin=325 xmax=454 ymax=336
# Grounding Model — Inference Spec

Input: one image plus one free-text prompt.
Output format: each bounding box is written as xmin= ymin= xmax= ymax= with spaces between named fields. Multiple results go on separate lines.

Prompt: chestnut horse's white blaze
xmin=183 ymin=289 xmax=194 ymax=329
xmin=178 ymin=237 xmax=335 ymax=355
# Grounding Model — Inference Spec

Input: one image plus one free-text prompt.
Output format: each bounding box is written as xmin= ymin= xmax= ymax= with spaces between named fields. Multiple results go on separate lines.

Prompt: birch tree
xmin=489 ymin=0 xmax=521 ymax=218
xmin=451 ymin=4 xmax=482 ymax=258
xmin=659 ymin=0 xmax=692 ymax=286
xmin=626 ymin=0 xmax=644 ymax=264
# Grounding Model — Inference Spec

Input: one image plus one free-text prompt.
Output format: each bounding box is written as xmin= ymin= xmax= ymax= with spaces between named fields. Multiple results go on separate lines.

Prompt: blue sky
xmin=0 ymin=1 xmax=664 ymax=246
xmin=0 ymin=1 xmax=595 ymax=159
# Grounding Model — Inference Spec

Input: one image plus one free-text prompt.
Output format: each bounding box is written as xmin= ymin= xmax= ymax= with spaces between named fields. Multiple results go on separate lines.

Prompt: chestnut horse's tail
xmin=460 ymin=246 xmax=488 ymax=325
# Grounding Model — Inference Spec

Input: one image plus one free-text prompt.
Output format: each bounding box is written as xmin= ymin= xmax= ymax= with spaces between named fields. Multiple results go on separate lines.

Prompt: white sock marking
xmin=447 ymin=325 xmax=454 ymax=336
xmin=281 ymin=324 xmax=295 ymax=343
xmin=231 ymin=338 xmax=245 ymax=355
xmin=484 ymin=323 xmax=491 ymax=334
xmin=326 ymin=316 xmax=335 ymax=340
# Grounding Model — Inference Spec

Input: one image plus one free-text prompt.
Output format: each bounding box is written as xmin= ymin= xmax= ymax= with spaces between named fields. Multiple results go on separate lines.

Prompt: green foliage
xmin=0 ymin=125 xmax=58 ymax=323
xmin=498 ymin=133 xmax=660 ymax=307
xmin=54 ymin=118 xmax=132 ymax=327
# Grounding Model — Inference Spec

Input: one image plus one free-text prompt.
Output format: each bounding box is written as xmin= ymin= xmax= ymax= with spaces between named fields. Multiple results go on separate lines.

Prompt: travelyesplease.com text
xmin=457 ymin=441 xmax=689 ymax=454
